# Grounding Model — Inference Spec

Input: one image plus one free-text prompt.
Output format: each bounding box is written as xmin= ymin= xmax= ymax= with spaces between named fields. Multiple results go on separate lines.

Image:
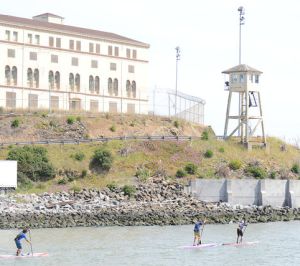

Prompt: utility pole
xmin=175 ymin=46 xmax=180 ymax=117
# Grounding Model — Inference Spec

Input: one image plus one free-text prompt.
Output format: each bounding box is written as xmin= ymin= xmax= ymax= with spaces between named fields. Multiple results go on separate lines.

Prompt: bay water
xmin=0 ymin=221 xmax=299 ymax=266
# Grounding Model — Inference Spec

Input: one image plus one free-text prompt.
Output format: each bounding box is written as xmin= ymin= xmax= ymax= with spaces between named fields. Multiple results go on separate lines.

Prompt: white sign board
xmin=0 ymin=160 xmax=17 ymax=188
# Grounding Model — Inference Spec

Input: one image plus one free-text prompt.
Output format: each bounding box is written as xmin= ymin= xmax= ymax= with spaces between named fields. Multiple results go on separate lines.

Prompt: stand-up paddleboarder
xmin=193 ymin=219 xmax=206 ymax=246
xmin=236 ymin=218 xmax=247 ymax=244
xmin=14 ymin=228 xmax=31 ymax=256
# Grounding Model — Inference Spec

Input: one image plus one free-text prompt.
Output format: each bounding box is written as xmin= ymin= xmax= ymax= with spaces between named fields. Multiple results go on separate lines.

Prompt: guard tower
xmin=222 ymin=64 xmax=267 ymax=149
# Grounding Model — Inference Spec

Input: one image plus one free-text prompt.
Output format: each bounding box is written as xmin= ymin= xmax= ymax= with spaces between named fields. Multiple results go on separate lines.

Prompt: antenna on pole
xmin=175 ymin=46 xmax=181 ymax=117
xmin=238 ymin=6 xmax=245 ymax=64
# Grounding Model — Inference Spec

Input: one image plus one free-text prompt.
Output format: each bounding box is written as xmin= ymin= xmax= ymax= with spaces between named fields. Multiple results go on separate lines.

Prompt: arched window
xmin=126 ymin=80 xmax=131 ymax=97
xmin=75 ymin=74 xmax=80 ymax=92
xmin=49 ymin=71 xmax=54 ymax=89
xmin=69 ymin=73 xmax=74 ymax=91
xmin=34 ymin=69 xmax=39 ymax=88
xmin=113 ymin=78 xmax=118 ymax=96
xmin=5 ymin=66 xmax=10 ymax=85
xmin=27 ymin=68 xmax=33 ymax=88
xmin=95 ymin=76 xmax=100 ymax=94
xmin=12 ymin=66 xmax=17 ymax=86
xmin=89 ymin=75 xmax=94 ymax=92
xmin=108 ymin=78 xmax=113 ymax=96
xmin=132 ymin=81 xmax=136 ymax=98
xmin=55 ymin=71 xmax=60 ymax=90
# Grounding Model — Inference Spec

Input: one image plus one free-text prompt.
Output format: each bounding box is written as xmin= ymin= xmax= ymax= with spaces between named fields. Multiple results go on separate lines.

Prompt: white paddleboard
xmin=181 ymin=243 xmax=219 ymax=249
xmin=0 ymin=252 xmax=48 ymax=259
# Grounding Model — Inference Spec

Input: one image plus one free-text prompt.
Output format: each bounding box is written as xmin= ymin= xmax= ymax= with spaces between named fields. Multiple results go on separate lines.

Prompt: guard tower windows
xmin=231 ymin=74 xmax=238 ymax=83
xmin=255 ymin=75 xmax=259 ymax=83
xmin=239 ymin=74 xmax=245 ymax=83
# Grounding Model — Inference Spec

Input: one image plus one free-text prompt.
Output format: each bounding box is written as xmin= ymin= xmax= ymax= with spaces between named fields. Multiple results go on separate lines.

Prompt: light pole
xmin=175 ymin=46 xmax=180 ymax=117
xmin=238 ymin=6 xmax=245 ymax=64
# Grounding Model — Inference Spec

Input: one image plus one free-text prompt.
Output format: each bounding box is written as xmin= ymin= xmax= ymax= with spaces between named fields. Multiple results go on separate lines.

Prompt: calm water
xmin=0 ymin=221 xmax=299 ymax=266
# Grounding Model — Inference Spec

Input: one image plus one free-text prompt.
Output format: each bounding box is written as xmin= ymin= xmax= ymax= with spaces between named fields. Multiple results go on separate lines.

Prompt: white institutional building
xmin=0 ymin=13 xmax=149 ymax=114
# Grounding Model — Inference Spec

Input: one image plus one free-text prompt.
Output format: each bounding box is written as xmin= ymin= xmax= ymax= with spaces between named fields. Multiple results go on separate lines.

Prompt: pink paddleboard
xmin=181 ymin=243 xmax=219 ymax=249
xmin=0 ymin=252 xmax=48 ymax=259
xmin=222 ymin=241 xmax=259 ymax=247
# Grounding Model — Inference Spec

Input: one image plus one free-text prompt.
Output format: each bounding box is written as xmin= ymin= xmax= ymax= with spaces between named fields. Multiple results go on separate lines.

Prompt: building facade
xmin=0 ymin=13 xmax=149 ymax=114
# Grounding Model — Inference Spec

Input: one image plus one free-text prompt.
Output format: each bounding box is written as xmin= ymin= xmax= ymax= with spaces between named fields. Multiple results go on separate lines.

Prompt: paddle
xmin=29 ymin=230 xmax=33 ymax=256
xmin=200 ymin=220 xmax=206 ymax=245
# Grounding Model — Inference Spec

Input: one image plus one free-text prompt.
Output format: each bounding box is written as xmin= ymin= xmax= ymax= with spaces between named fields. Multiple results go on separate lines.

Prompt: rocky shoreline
xmin=0 ymin=179 xmax=299 ymax=229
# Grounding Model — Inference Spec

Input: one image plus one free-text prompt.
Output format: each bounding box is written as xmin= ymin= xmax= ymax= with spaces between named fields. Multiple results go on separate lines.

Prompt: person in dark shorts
xmin=193 ymin=220 xmax=206 ymax=246
xmin=14 ymin=228 xmax=31 ymax=256
xmin=236 ymin=219 xmax=247 ymax=243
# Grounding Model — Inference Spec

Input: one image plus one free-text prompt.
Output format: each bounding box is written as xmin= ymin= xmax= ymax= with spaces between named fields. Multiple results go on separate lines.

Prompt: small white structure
xmin=0 ymin=160 xmax=17 ymax=191
xmin=222 ymin=64 xmax=266 ymax=148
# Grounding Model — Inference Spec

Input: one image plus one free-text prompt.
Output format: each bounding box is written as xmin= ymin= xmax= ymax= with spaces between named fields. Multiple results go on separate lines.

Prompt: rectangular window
xmin=126 ymin=48 xmax=131 ymax=58
xmin=127 ymin=103 xmax=135 ymax=114
xmin=76 ymin=41 xmax=81 ymax=51
xmin=69 ymin=40 xmax=74 ymax=50
xmin=29 ymin=52 xmax=37 ymax=61
xmin=49 ymin=36 xmax=54 ymax=47
xmin=255 ymin=75 xmax=259 ymax=83
xmin=114 ymin=47 xmax=119 ymax=56
xmin=28 ymin=34 xmax=33 ymax=44
xmin=109 ymin=102 xmax=117 ymax=113
xmin=56 ymin=38 xmax=61 ymax=48
xmin=108 ymin=45 xmax=113 ymax=55
xmin=132 ymin=49 xmax=137 ymax=59
xmin=128 ymin=65 xmax=135 ymax=73
xmin=91 ymin=60 xmax=98 ymax=68
xmin=69 ymin=99 xmax=81 ymax=111
xmin=110 ymin=63 xmax=117 ymax=71
xmin=96 ymin=44 xmax=100 ymax=54
xmin=90 ymin=100 xmax=99 ymax=112
xmin=51 ymin=54 xmax=58 ymax=63
xmin=89 ymin=43 xmax=94 ymax=53
xmin=13 ymin=31 xmax=18 ymax=42
xmin=72 ymin=57 xmax=79 ymax=66
xmin=7 ymin=49 xmax=15 ymax=58
xmin=239 ymin=74 xmax=244 ymax=83
xmin=5 ymin=30 xmax=10 ymax=41
xmin=28 ymin=94 xmax=38 ymax=109
xmin=35 ymin=35 xmax=40 ymax=45
xmin=51 ymin=96 xmax=59 ymax=110
xmin=6 ymin=92 xmax=16 ymax=108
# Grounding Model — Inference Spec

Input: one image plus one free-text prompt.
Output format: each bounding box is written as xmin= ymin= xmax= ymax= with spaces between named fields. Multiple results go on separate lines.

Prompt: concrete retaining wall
xmin=187 ymin=179 xmax=300 ymax=208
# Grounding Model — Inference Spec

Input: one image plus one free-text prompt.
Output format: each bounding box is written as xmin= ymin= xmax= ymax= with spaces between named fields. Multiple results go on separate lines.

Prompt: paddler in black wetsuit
xmin=236 ymin=219 xmax=247 ymax=243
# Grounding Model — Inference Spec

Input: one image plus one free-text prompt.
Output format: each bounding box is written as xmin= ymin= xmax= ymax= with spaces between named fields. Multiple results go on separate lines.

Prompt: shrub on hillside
xmin=135 ymin=167 xmax=151 ymax=182
xmin=176 ymin=169 xmax=187 ymax=178
xmin=72 ymin=151 xmax=85 ymax=161
xmin=184 ymin=163 xmax=198 ymax=174
xmin=201 ymin=130 xmax=209 ymax=140
xmin=91 ymin=148 xmax=113 ymax=171
xmin=107 ymin=182 xmax=117 ymax=191
xmin=7 ymin=146 xmax=56 ymax=183
xmin=218 ymin=147 xmax=225 ymax=153
xmin=291 ymin=163 xmax=300 ymax=174
xmin=173 ymin=120 xmax=179 ymax=128
xmin=229 ymin=160 xmax=242 ymax=170
xmin=204 ymin=149 xmax=213 ymax=158
xmin=245 ymin=165 xmax=267 ymax=179
xmin=110 ymin=124 xmax=116 ymax=132
xmin=122 ymin=185 xmax=136 ymax=197
xmin=11 ymin=119 xmax=20 ymax=128
xmin=270 ymin=171 xmax=276 ymax=179
xmin=67 ymin=116 xmax=75 ymax=124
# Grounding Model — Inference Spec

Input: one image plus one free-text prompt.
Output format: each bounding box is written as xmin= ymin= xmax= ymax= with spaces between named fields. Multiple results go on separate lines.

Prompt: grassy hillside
xmin=0 ymin=113 xmax=299 ymax=194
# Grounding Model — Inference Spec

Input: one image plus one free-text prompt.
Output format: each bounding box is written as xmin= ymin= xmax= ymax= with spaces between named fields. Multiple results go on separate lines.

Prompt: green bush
xmin=67 ymin=116 xmax=75 ymax=124
xmin=229 ymin=160 xmax=242 ymax=170
xmin=7 ymin=146 xmax=56 ymax=183
xmin=291 ymin=163 xmax=300 ymax=174
xmin=176 ymin=169 xmax=187 ymax=178
xmin=11 ymin=119 xmax=20 ymax=128
xmin=204 ymin=149 xmax=213 ymax=158
xmin=135 ymin=167 xmax=151 ymax=182
xmin=109 ymin=125 xmax=116 ymax=132
xmin=57 ymin=178 xmax=67 ymax=185
xmin=81 ymin=169 xmax=88 ymax=178
xmin=107 ymin=182 xmax=117 ymax=191
xmin=270 ymin=171 xmax=276 ymax=179
xmin=73 ymin=151 xmax=85 ymax=161
xmin=122 ymin=185 xmax=136 ymax=197
xmin=173 ymin=120 xmax=179 ymax=128
xmin=91 ymin=149 xmax=113 ymax=171
xmin=218 ymin=147 xmax=225 ymax=153
xmin=184 ymin=163 xmax=198 ymax=174
xmin=245 ymin=166 xmax=267 ymax=179
xmin=201 ymin=131 xmax=209 ymax=140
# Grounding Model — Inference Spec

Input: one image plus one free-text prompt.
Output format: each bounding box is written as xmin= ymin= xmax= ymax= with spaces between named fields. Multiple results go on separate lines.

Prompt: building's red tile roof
xmin=0 ymin=13 xmax=149 ymax=48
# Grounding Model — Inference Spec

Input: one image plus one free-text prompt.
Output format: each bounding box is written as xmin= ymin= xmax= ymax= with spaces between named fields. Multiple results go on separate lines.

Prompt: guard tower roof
xmin=222 ymin=64 xmax=262 ymax=74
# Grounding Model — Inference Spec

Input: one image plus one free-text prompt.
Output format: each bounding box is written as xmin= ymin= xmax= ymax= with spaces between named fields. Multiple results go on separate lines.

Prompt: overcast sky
xmin=2 ymin=0 xmax=300 ymax=142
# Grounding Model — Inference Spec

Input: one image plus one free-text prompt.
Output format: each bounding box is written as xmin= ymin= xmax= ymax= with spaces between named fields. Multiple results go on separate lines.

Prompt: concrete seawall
xmin=186 ymin=179 xmax=300 ymax=208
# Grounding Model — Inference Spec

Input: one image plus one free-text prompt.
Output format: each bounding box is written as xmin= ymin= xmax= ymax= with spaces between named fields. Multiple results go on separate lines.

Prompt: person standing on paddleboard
xmin=193 ymin=219 xmax=206 ymax=246
xmin=236 ymin=219 xmax=247 ymax=244
xmin=14 ymin=228 xmax=31 ymax=256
